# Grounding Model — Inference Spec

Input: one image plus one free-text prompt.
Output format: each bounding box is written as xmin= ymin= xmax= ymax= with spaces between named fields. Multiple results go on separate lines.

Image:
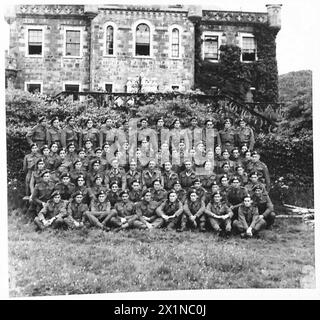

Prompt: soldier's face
xmin=122 ymin=194 xmax=129 ymax=202
xmin=95 ymin=178 xmax=103 ymax=185
xmin=149 ymin=161 xmax=156 ymax=169
xmin=95 ymin=150 xmax=102 ymax=157
xmin=224 ymin=121 xmax=231 ymax=128
xmin=43 ymin=174 xmax=50 ymax=182
xmin=62 ymin=177 xmax=70 ymax=184
xmin=212 ymin=185 xmax=219 ymax=193
xmin=173 ymin=184 xmax=181 ymax=191
xmin=222 ymin=152 xmax=229 ymax=159
xmin=79 ymin=151 xmax=85 ymax=158
xmin=53 ymin=195 xmax=61 ymax=203
xmin=103 ymin=145 xmax=110 ymax=152
xmin=254 ymin=189 xmax=263 ymax=197
xmin=87 ymin=120 xmax=93 ymax=128
xmin=59 ymin=151 xmax=66 ymax=158
xmin=53 ymin=120 xmax=59 ymax=128
xmin=31 ymin=146 xmax=38 ymax=153
xmin=232 ymin=150 xmax=239 ymax=158
xmin=98 ymin=194 xmax=106 ymax=202
xmin=244 ymin=197 xmax=252 ymax=207
xmin=68 ymin=146 xmax=75 ymax=153
xmin=157 ymin=119 xmax=164 ymax=127
xmin=222 ymin=165 xmax=230 ymax=172
xmin=75 ymin=162 xmax=82 ymax=169
xmin=77 ymin=178 xmax=85 ymax=186
xmin=204 ymin=162 xmax=212 ymax=170
xmin=250 ymin=175 xmax=258 ymax=183
xmin=112 ymin=160 xmax=119 ymax=169
xmin=213 ymin=194 xmax=221 ymax=203
xmin=185 ymin=162 xmax=192 ymax=170
xmin=237 ymin=167 xmax=244 ymax=175
xmin=161 ymin=143 xmax=169 ymax=151
xmin=68 ymin=118 xmax=75 ymax=126
xmin=207 ymin=151 xmax=214 ymax=159
xmin=221 ymin=178 xmax=228 ymax=186
xmin=40 ymin=120 xmax=47 ymax=126
xmin=141 ymin=120 xmax=147 ymax=128
xmin=240 ymin=120 xmax=246 ymax=127
xmin=245 ymin=152 xmax=251 ymax=159
xmin=252 ymin=154 xmax=260 ymax=162
xmin=194 ymin=182 xmax=201 ymax=189
xmin=153 ymin=182 xmax=161 ymax=190
xmin=85 ymin=142 xmax=92 ymax=149
xmin=43 ymin=149 xmax=50 ymax=156
xmin=164 ymin=162 xmax=171 ymax=171
xmin=174 ymin=121 xmax=180 ymax=128
xmin=144 ymin=192 xmax=152 ymax=202
xmin=75 ymin=195 xmax=83 ymax=203
xmin=206 ymin=121 xmax=213 ymax=128
xmin=169 ymin=193 xmax=177 ymax=202
xmin=106 ymin=119 xmax=112 ymax=127
xmin=132 ymin=183 xmax=140 ymax=190
xmin=190 ymin=193 xmax=197 ymax=202
xmin=111 ymin=184 xmax=118 ymax=192
xmin=130 ymin=162 xmax=137 ymax=170
xmin=232 ymin=180 xmax=240 ymax=188
xmin=191 ymin=119 xmax=197 ymax=127
xmin=51 ymin=144 xmax=58 ymax=152
xmin=215 ymin=146 xmax=221 ymax=154
xmin=93 ymin=163 xmax=100 ymax=170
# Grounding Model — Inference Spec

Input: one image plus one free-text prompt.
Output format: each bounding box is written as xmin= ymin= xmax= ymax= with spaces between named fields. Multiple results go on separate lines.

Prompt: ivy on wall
xmin=195 ymin=22 xmax=280 ymax=103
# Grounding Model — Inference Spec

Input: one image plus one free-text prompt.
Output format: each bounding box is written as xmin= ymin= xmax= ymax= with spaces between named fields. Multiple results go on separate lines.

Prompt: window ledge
xmin=25 ymin=55 xmax=43 ymax=58
xmin=103 ymin=55 xmax=117 ymax=58
xmin=132 ymin=55 xmax=154 ymax=59
xmin=63 ymin=55 xmax=83 ymax=59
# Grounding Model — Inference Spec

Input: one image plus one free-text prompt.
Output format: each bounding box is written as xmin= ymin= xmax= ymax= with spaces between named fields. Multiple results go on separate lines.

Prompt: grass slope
xmin=8 ymin=213 xmax=315 ymax=297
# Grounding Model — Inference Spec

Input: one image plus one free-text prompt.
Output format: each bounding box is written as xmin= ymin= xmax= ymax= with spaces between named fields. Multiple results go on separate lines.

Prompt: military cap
xmin=102 ymin=143 xmax=110 ymax=149
xmin=85 ymin=118 xmax=93 ymax=125
xmin=219 ymin=174 xmax=229 ymax=182
xmin=67 ymin=142 xmax=76 ymax=149
xmin=238 ymin=118 xmax=246 ymax=123
xmin=94 ymin=147 xmax=102 ymax=153
xmin=66 ymin=116 xmax=75 ymax=123
xmin=36 ymin=158 xmax=45 ymax=165
xmin=94 ymin=175 xmax=103 ymax=182
xmin=194 ymin=177 xmax=201 ymax=184
xmin=211 ymin=181 xmax=218 ymax=187
xmin=76 ymin=175 xmax=85 ymax=181
xmin=251 ymin=150 xmax=260 ymax=156
xmin=50 ymin=190 xmax=61 ymax=199
xmin=38 ymin=116 xmax=46 ymax=123
xmin=172 ymin=118 xmax=180 ymax=126
xmin=97 ymin=190 xmax=106 ymax=197
xmin=30 ymin=143 xmax=38 ymax=149
xmin=77 ymin=148 xmax=86 ymax=154
xmin=252 ymin=184 xmax=264 ymax=191
xmin=40 ymin=144 xmax=49 ymax=152
xmin=73 ymin=190 xmax=83 ymax=198
xmin=103 ymin=116 xmax=113 ymax=122
xmin=190 ymin=116 xmax=198 ymax=121
xmin=50 ymin=116 xmax=59 ymax=125
xmin=230 ymin=176 xmax=240 ymax=183
xmin=119 ymin=190 xmax=129 ymax=197
xmin=152 ymin=178 xmax=161 ymax=185
xmin=122 ymin=118 xmax=129 ymax=125
xmin=142 ymin=188 xmax=152 ymax=197
xmin=212 ymin=191 xmax=221 ymax=197
xmin=73 ymin=159 xmax=82 ymax=166
xmin=84 ymin=138 xmax=92 ymax=144
xmin=49 ymin=142 xmax=58 ymax=148
xmin=109 ymin=181 xmax=119 ymax=187
xmin=40 ymin=169 xmax=50 ymax=177
xmin=130 ymin=179 xmax=140 ymax=185
xmin=223 ymin=118 xmax=232 ymax=124
xmin=173 ymin=180 xmax=181 ymax=186
xmin=157 ymin=117 xmax=164 ymax=122
xmin=235 ymin=165 xmax=244 ymax=171
xmin=167 ymin=190 xmax=177 ymax=199
xmin=140 ymin=118 xmax=148 ymax=123
xmin=231 ymin=148 xmax=239 ymax=153
xmin=221 ymin=162 xmax=230 ymax=168
xmin=249 ymin=171 xmax=259 ymax=177
xmin=60 ymin=172 xmax=71 ymax=179
xmin=58 ymin=148 xmax=67 ymax=154
xmin=204 ymin=118 xmax=214 ymax=125
xmin=222 ymin=149 xmax=230 ymax=154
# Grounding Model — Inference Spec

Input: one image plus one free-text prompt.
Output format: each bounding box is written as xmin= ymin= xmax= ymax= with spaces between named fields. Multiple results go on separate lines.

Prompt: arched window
xmin=171 ymin=28 xmax=179 ymax=58
xmin=106 ymin=25 xmax=114 ymax=55
xmin=136 ymin=23 xmax=150 ymax=56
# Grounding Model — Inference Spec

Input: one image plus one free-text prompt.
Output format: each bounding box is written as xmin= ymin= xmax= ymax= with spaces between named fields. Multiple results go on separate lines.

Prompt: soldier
xmin=214 ymin=145 xmax=223 ymax=163
xmin=47 ymin=116 xmax=62 ymax=148
xmin=85 ymin=190 xmax=111 ymax=230
xmin=198 ymin=161 xmax=217 ymax=192
xmin=172 ymin=180 xmax=187 ymax=204
xmin=77 ymin=148 xmax=90 ymax=172
xmin=29 ymin=158 xmax=46 ymax=195
xmin=61 ymin=116 xmax=79 ymax=149
xmin=73 ymin=175 xmax=94 ymax=206
xmin=179 ymin=159 xmax=196 ymax=190
xmin=64 ymin=191 xmax=89 ymax=229
xmin=65 ymin=142 xmax=78 ymax=164
xmin=167 ymin=118 xmax=189 ymax=152
xmin=245 ymin=171 xmax=267 ymax=196
xmin=23 ymin=143 xmax=42 ymax=196
xmin=128 ymin=180 xmax=143 ymax=204
xmin=80 ymin=118 xmax=100 ymax=149
xmin=204 ymin=191 xmax=233 ymax=237
xmin=54 ymin=148 xmax=72 ymax=174
xmin=252 ymin=184 xmax=276 ymax=228
xmin=135 ymin=189 xmax=164 ymax=229
xmin=187 ymin=116 xmax=202 ymax=150
xmin=137 ymin=118 xmax=157 ymax=153
xmin=226 ymin=176 xmax=249 ymax=221
xmin=242 ymin=149 xmax=252 ymax=172
xmin=104 ymin=158 xmax=126 ymax=191
xmin=34 ymin=191 xmax=68 ymax=231
xmin=202 ymin=118 xmax=221 ymax=151
xmin=219 ymin=175 xmax=230 ymax=203
xmin=89 ymin=175 xmax=108 ymax=200
xmin=217 ymin=162 xmax=234 ymax=182
xmin=83 ymin=139 xmax=95 ymax=160
xmin=218 ymin=149 xmax=235 ymax=173
xmin=235 ymin=165 xmax=249 ymax=186
xmin=219 ymin=118 xmax=236 ymax=153
xmin=87 ymin=160 xmax=104 ymax=187
xmin=106 ymin=181 xmax=120 ymax=208
xmin=141 ymin=159 xmax=162 ymax=189
xmin=154 ymin=117 xmax=169 ymax=151
xmin=69 ymin=159 xmax=88 ymax=185
xmin=236 ymin=118 xmax=255 ymax=150
xmin=192 ymin=177 xmax=207 ymax=204
xmin=246 ymin=151 xmax=271 ymax=192
xmin=40 ymin=144 xmax=55 ymax=171
xmin=232 ymin=194 xmax=266 ymax=238
xmin=110 ymin=190 xmax=141 ymax=231
xmin=156 ymin=190 xmax=184 ymax=230
xmin=26 ymin=116 xmax=48 ymax=148
xmin=230 ymin=148 xmax=243 ymax=168
xmin=205 ymin=181 xmax=220 ymax=204
xmin=126 ymin=159 xmax=142 ymax=190
xmin=180 ymin=189 xmax=206 ymax=232
xmin=161 ymin=161 xmax=179 ymax=190
xmin=28 ymin=170 xmax=56 ymax=218
xmin=99 ymin=116 xmax=118 ymax=149
xmin=49 ymin=142 xmax=60 ymax=168
xmin=54 ymin=172 xmax=76 ymax=201
xmin=150 ymin=179 xmax=167 ymax=205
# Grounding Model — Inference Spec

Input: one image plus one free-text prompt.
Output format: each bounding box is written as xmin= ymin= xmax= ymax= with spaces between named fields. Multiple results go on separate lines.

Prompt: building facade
xmin=5 ymin=4 xmax=282 ymax=101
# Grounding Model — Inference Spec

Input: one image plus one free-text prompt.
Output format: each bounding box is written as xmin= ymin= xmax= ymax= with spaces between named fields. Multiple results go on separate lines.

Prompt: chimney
xmin=266 ymin=4 xmax=282 ymax=29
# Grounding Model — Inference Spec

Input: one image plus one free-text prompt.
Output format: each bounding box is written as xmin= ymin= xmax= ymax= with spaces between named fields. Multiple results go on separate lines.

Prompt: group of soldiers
xmin=23 ymin=114 xmax=275 ymax=238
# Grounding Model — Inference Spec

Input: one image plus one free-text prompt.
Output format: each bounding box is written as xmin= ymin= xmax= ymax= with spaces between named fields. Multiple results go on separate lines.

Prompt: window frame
xmin=25 ymin=26 xmax=45 ymax=58
xmin=168 ymin=25 xmax=183 ymax=60
xmin=63 ymin=26 xmax=83 ymax=58
xmin=103 ymin=22 xmax=117 ymax=57
xmin=201 ymin=31 xmax=223 ymax=62
xmin=132 ymin=20 xmax=154 ymax=58
xmin=104 ymin=82 xmax=113 ymax=93
xmin=63 ymin=82 xmax=81 ymax=100
xmin=239 ymin=33 xmax=257 ymax=63
xmin=24 ymin=81 xmax=43 ymax=94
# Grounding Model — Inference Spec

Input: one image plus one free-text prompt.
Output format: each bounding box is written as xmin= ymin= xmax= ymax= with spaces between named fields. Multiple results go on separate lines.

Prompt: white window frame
xmin=63 ymin=26 xmax=83 ymax=58
xmin=201 ymin=31 xmax=223 ymax=62
xmin=24 ymin=81 xmax=43 ymax=94
xmin=168 ymin=25 xmax=183 ymax=59
xmin=171 ymin=84 xmax=180 ymax=92
xmin=132 ymin=19 xmax=154 ymax=58
xmin=103 ymin=22 xmax=117 ymax=57
xmin=103 ymin=82 xmax=113 ymax=93
xmin=239 ymin=33 xmax=257 ymax=63
xmin=63 ymin=82 xmax=82 ymax=92
xmin=25 ymin=26 xmax=45 ymax=58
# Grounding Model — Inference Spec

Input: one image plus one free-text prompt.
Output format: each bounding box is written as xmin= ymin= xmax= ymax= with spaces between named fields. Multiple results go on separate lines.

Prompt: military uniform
xmin=73 ymin=185 xmax=94 ymax=205
xmin=86 ymin=197 xmax=111 ymax=229
xmin=88 ymin=184 xmax=108 ymax=200
xmin=226 ymin=186 xmax=248 ymax=220
xmin=64 ymin=200 xmax=89 ymax=228
xmin=26 ymin=124 xmax=48 ymax=148
xmin=54 ymin=181 xmax=76 ymax=200
xmin=199 ymin=173 xmax=217 ymax=191
xmin=252 ymin=193 xmax=276 ymax=228
xmin=69 ymin=169 xmax=88 ymax=185
xmin=219 ymin=127 xmax=237 ymax=153
xmin=61 ymin=125 xmax=79 ymax=149
xmin=204 ymin=201 xmax=233 ymax=233
xmin=126 ymin=169 xmax=142 ymax=190
xmin=179 ymin=170 xmax=196 ymax=189
xmin=187 ymin=126 xmax=202 ymax=149
xmin=156 ymin=199 xmax=183 ymax=229
xmin=181 ymin=199 xmax=206 ymax=231
xmin=232 ymin=204 xmax=266 ymax=235
xmin=23 ymin=152 xmax=42 ymax=195
xmin=29 ymin=169 xmax=46 ymax=194
xmin=104 ymin=168 xmax=126 ymax=190
xmin=245 ymin=181 xmax=267 ymax=197
xmin=162 ymin=171 xmax=179 ymax=190
xmin=135 ymin=199 xmax=163 ymax=229
xmin=128 ymin=189 xmax=143 ymax=204
xmin=141 ymin=168 xmax=161 ymax=189
xmin=202 ymin=128 xmax=221 ymax=151
xmin=47 ymin=126 xmax=62 ymax=148
xmin=111 ymin=200 xmax=140 ymax=228
xmin=81 ymin=128 xmax=100 ymax=149
xmin=167 ymin=128 xmax=189 ymax=151
xmin=150 ymin=188 xmax=167 ymax=206
xmin=106 ymin=190 xmax=120 ymax=207
xmin=99 ymin=125 xmax=119 ymax=148
xmin=246 ymin=160 xmax=271 ymax=191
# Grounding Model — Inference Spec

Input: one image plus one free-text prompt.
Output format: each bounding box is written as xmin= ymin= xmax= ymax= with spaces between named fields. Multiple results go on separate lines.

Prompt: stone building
xmin=5 ymin=3 xmax=282 ymax=100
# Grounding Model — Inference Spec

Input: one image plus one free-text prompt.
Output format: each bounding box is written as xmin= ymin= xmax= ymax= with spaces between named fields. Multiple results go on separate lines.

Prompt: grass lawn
xmin=8 ymin=212 xmax=315 ymax=297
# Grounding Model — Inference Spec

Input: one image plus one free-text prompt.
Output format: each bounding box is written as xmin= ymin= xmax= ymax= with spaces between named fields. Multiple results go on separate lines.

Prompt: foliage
xmin=8 ymin=215 xmax=315 ymax=296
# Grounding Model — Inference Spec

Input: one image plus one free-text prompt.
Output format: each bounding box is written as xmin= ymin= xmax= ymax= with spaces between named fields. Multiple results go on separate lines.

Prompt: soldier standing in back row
xmin=219 ymin=118 xmax=236 ymax=153
xmin=61 ymin=116 xmax=79 ymax=149
xmin=26 ymin=116 xmax=48 ymax=148
xmin=236 ymin=118 xmax=255 ymax=150
xmin=47 ymin=116 xmax=62 ymax=148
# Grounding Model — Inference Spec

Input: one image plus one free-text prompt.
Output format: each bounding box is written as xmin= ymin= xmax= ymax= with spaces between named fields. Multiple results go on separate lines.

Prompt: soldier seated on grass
xmin=232 ymin=194 xmax=266 ymax=238
xmin=156 ymin=190 xmax=183 ymax=230
xmin=34 ymin=191 xmax=68 ymax=231
xmin=204 ymin=191 xmax=233 ymax=237
xmin=180 ymin=189 xmax=206 ymax=232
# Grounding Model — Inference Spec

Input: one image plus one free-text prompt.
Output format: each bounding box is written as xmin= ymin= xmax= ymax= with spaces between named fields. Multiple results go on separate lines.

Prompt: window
xmin=105 ymin=84 xmax=113 ymax=93
xmin=27 ymin=29 xmax=43 ymax=55
xmin=106 ymin=26 xmax=114 ymax=55
xmin=65 ymin=30 xmax=81 ymax=57
xmin=136 ymin=23 xmax=150 ymax=56
xmin=172 ymin=85 xmax=179 ymax=91
xmin=25 ymin=83 xmax=42 ymax=94
xmin=64 ymin=84 xmax=80 ymax=100
xmin=204 ymin=35 xmax=219 ymax=60
xmin=171 ymin=28 xmax=179 ymax=58
xmin=241 ymin=36 xmax=257 ymax=62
